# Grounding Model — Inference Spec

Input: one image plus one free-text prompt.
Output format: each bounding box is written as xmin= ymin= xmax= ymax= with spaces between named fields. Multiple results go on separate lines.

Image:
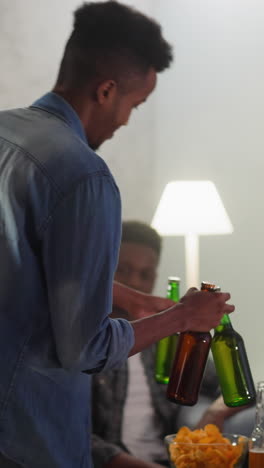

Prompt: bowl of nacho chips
xmin=164 ymin=424 xmax=248 ymax=468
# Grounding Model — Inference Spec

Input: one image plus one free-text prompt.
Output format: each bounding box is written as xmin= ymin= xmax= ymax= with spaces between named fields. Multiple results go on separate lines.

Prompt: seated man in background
xmin=91 ymin=221 xmax=254 ymax=468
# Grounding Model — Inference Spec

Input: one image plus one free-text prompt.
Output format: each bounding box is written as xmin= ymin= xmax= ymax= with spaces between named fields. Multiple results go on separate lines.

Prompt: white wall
xmin=153 ymin=0 xmax=264 ymax=382
xmin=0 ymin=0 xmax=263 ymax=381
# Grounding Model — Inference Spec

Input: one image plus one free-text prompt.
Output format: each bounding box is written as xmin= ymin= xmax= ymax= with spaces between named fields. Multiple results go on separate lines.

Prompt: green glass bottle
xmin=155 ymin=276 xmax=180 ymax=384
xmin=211 ymin=305 xmax=256 ymax=407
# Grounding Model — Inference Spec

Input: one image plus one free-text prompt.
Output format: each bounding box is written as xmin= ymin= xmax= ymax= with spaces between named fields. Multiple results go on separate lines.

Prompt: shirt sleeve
xmin=40 ymin=172 xmax=134 ymax=372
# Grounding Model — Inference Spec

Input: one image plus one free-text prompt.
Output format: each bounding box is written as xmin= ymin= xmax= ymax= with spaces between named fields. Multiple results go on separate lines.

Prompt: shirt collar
xmin=31 ymin=92 xmax=88 ymax=144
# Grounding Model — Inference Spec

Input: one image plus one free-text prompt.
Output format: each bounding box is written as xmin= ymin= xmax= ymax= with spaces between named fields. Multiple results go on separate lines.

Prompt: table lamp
xmin=151 ymin=180 xmax=233 ymax=288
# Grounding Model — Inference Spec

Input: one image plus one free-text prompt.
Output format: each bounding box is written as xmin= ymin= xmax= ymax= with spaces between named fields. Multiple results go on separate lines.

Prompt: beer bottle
xmin=155 ymin=277 xmax=180 ymax=384
xmin=211 ymin=294 xmax=256 ymax=407
xmin=249 ymin=381 xmax=264 ymax=468
xmin=166 ymin=281 xmax=215 ymax=405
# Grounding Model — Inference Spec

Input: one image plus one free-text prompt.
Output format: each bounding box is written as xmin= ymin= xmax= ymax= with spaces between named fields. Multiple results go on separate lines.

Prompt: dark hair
xmin=56 ymin=1 xmax=173 ymax=91
xmin=121 ymin=220 xmax=162 ymax=258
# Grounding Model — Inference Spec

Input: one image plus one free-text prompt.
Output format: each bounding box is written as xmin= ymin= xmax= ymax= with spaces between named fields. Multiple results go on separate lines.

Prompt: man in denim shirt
xmin=0 ymin=2 xmax=234 ymax=467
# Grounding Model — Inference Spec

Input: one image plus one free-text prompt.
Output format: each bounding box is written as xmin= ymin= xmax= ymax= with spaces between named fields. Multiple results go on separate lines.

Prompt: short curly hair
xmin=121 ymin=220 xmax=162 ymax=259
xmin=56 ymin=1 xmax=173 ymax=91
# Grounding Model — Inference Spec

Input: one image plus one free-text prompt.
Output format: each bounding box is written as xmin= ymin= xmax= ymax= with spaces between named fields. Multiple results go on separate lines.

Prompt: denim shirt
xmin=0 ymin=92 xmax=134 ymax=468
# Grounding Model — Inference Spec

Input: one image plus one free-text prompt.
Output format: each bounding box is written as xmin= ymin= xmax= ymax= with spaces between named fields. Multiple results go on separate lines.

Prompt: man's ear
xmin=96 ymin=80 xmax=117 ymax=104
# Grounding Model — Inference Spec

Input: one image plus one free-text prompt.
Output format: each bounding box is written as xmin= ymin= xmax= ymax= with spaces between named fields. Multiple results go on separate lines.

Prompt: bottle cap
xmin=201 ymin=281 xmax=220 ymax=292
xmin=168 ymin=276 xmax=181 ymax=283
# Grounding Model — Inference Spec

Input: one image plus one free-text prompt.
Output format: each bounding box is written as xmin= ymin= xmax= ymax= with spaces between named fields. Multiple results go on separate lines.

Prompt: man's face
xmin=115 ymin=241 xmax=159 ymax=294
xmin=88 ymin=68 xmax=157 ymax=150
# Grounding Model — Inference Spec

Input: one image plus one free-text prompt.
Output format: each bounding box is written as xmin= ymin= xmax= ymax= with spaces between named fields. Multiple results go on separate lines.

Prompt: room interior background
xmin=1 ymin=0 xmax=263 ymax=381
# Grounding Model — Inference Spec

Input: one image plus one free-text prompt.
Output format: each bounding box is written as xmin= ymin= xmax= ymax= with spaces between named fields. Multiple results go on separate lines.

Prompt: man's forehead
xmin=119 ymin=242 xmax=158 ymax=263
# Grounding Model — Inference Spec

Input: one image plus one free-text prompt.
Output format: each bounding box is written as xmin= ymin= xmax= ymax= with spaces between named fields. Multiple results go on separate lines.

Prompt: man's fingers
xmin=213 ymin=292 xmax=234 ymax=315
xmin=223 ymin=304 xmax=235 ymax=314
xmin=215 ymin=292 xmax=231 ymax=302
xmin=214 ymin=292 xmax=235 ymax=314
xmin=183 ymin=287 xmax=198 ymax=297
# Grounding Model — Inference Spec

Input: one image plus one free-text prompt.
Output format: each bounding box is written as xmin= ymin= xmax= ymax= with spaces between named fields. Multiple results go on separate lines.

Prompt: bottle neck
xmin=200 ymin=282 xmax=232 ymax=332
xmin=167 ymin=282 xmax=180 ymax=302
xmin=214 ymin=313 xmax=233 ymax=332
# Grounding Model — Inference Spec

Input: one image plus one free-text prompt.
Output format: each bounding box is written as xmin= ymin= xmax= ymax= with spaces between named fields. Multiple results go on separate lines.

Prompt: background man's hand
xmin=105 ymin=452 xmax=165 ymax=468
xmin=194 ymin=395 xmax=251 ymax=432
xmin=113 ymin=282 xmax=235 ymax=332
xmin=126 ymin=291 xmax=175 ymax=320
xmin=112 ymin=281 xmax=175 ymax=321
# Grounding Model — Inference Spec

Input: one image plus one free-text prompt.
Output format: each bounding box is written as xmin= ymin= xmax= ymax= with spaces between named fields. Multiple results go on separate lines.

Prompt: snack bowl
xmin=164 ymin=428 xmax=248 ymax=468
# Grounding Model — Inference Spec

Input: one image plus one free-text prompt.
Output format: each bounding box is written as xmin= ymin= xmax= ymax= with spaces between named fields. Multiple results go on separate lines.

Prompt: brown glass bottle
xmin=166 ymin=282 xmax=216 ymax=406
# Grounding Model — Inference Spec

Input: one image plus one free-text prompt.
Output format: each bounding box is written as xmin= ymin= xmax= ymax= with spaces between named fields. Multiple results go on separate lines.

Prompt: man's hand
xmin=114 ymin=282 xmax=235 ymax=356
xmin=105 ymin=452 xmax=165 ymax=468
xmin=195 ymin=396 xmax=227 ymax=431
xmin=129 ymin=288 xmax=234 ymax=356
xmin=112 ymin=281 xmax=174 ymax=320
xmin=179 ymin=287 xmax=235 ymax=332
xmin=113 ymin=282 xmax=234 ymax=330
xmin=194 ymin=395 xmax=251 ymax=431
xmin=126 ymin=291 xmax=175 ymax=320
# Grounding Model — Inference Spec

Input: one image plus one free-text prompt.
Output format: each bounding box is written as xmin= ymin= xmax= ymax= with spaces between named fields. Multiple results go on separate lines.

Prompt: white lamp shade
xmin=151 ymin=181 xmax=234 ymax=236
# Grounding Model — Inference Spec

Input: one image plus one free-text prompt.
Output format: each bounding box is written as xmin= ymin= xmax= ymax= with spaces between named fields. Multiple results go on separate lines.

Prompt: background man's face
xmin=115 ymin=241 xmax=159 ymax=294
